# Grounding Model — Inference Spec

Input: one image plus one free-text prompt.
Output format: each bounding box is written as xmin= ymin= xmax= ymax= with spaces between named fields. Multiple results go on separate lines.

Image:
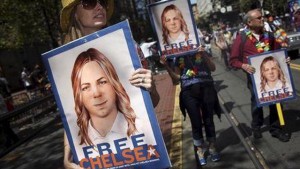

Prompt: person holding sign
xmin=161 ymin=48 xmax=221 ymax=166
xmin=229 ymin=9 xmax=290 ymax=142
xmin=59 ymin=0 xmax=160 ymax=168
xmin=161 ymin=4 xmax=189 ymax=45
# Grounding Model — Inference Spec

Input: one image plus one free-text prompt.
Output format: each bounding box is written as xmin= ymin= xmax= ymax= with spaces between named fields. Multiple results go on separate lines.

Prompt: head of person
xmin=220 ymin=24 xmax=226 ymax=31
xmin=293 ymin=2 xmax=299 ymax=11
xmin=216 ymin=32 xmax=224 ymax=41
xmin=22 ymin=67 xmax=27 ymax=73
xmin=264 ymin=11 xmax=274 ymax=22
xmin=244 ymin=9 xmax=264 ymax=32
xmin=260 ymin=56 xmax=286 ymax=92
xmin=71 ymin=48 xmax=136 ymax=145
xmin=161 ymin=4 xmax=189 ymax=45
xmin=60 ymin=0 xmax=114 ymax=43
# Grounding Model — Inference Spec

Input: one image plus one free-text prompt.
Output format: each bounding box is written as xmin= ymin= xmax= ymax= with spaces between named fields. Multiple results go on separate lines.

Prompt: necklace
xmin=244 ymin=29 xmax=270 ymax=53
xmin=274 ymin=28 xmax=288 ymax=48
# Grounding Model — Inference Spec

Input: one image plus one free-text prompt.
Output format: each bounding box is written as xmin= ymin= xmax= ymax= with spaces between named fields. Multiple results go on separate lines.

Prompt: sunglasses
xmin=80 ymin=0 xmax=107 ymax=10
xmin=252 ymin=16 xmax=263 ymax=20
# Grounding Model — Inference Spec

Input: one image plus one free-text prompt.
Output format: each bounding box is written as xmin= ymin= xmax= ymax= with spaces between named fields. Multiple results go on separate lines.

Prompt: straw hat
xmin=60 ymin=0 xmax=114 ymax=32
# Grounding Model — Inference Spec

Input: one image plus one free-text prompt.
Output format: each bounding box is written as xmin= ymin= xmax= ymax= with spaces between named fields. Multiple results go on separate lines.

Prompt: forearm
xmin=149 ymin=82 xmax=160 ymax=107
xmin=229 ymin=54 xmax=243 ymax=69
xmin=229 ymin=34 xmax=243 ymax=68
xmin=64 ymin=132 xmax=72 ymax=167
xmin=165 ymin=64 xmax=180 ymax=84
xmin=202 ymin=52 xmax=216 ymax=71
xmin=64 ymin=131 xmax=83 ymax=169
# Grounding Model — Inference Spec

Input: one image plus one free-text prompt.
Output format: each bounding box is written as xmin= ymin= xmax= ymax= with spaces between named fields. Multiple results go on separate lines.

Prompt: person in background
xmin=293 ymin=8 xmax=300 ymax=32
xmin=140 ymin=38 xmax=157 ymax=73
xmin=264 ymin=11 xmax=277 ymax=32
xmin=30 ymin=64 xmax=46 ymax=89
xmin=21 ymin=67 xmax=34 ymax=100
xmin=161 ymin=47 xmax=221 ymax=166
xmin=201 ymin=30 xmax=213 ymax=55
xmin=221 ymin=24 xmax=233 ymax=52
xmin=21 ymin=67 xmax=33 ymax=91
xmin=0 ymin=94 xmax=19 ymax=148
xmin=0 ymin=73 xmax=13 ymax=111
xmin=215 ymin=30 xmax=231 ymax=71
xmin=230 ymin=9 xmax=290 ymax=142
xmin=59 ymin=0 xmax=159 ymax=168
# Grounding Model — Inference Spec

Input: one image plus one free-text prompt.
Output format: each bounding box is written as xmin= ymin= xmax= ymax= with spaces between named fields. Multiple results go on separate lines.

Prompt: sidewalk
xmin=154 ymin=68 xmax=256 ymax=169
xmin=1 ymin=61 xmax=299 ymax=169
xmin=0 ymin=71 xmax=178 ymax=169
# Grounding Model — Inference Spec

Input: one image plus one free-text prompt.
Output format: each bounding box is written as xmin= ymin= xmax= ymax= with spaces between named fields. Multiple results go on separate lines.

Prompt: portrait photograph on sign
xmin=42 ymin=20 xmax=171 ymax=169
xmin=148 ymin=0 xmax=199 ymax=58
xmin=248 ymin=49 xmax=296 ymax=107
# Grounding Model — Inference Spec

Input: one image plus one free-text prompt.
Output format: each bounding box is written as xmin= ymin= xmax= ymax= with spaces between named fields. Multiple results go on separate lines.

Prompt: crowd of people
xmin=0 ymin=64 xmax=50 ymax=151
xmin=20 ymin=64 xmax=50 ymax=100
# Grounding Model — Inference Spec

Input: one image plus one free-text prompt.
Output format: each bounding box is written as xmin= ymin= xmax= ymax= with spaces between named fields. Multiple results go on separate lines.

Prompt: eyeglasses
xmin=80 ymin=0 xmax=107 ymax=10
xmin=252 ymin=16 xmax=263 ymax=20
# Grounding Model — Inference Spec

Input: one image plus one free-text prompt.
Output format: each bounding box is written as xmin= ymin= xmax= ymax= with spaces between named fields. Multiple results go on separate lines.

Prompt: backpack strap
xmin=239 ymin=30 xmax=274 ymax=60
xmin=268 ymin=32 xmax=275 ymax=49
xmin=239 ymin=30 xmax=247 ymax=61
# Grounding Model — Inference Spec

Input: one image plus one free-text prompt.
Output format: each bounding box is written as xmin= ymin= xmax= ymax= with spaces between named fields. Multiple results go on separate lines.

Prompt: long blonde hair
xmin=62 ymin=6 xmax=84 ymax=44
xmin=62 ymin=4 xmax=108 ymax=44
xmin=260 ymin=56 xmax=286 ymax=92
xmin=161 ymin=4 xmax=189 ymax=45
xmin=71 ymin=48 xmax=137 ymax=146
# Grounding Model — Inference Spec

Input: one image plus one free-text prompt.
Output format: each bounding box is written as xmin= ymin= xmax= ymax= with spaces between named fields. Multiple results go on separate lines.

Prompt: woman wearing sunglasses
xmin=60 ymin=0 xmax=160 ymax=168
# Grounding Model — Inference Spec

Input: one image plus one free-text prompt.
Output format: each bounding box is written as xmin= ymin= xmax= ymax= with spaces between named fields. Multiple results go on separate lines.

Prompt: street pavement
xmin=0 ymin=48 xmax=299 ymax=169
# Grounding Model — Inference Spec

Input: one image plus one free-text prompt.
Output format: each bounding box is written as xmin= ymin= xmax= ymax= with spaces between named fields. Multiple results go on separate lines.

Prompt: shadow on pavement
xmin=216 ymin=123 xmax=252 ymax=153
xmin=0 ymin=119 xmax=64 ymax=169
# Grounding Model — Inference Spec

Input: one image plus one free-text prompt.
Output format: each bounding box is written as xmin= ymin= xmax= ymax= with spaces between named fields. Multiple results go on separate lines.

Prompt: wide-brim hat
xmin=60 ymin=0 xmax=114 ymax=32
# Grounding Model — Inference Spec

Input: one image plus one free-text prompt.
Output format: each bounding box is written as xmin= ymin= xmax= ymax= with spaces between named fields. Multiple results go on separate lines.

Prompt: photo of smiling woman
xmin=260 ymin=56 xmax=291 ymax=93
xmin=71 ymin=48 xmax=139 ymax=146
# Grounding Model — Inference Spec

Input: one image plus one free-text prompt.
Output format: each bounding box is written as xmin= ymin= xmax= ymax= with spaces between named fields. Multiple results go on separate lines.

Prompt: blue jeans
xmin=180 ymin=85 xmax=217 ymax=146
xmin=247 ymin=75 xmax=281 ymax=133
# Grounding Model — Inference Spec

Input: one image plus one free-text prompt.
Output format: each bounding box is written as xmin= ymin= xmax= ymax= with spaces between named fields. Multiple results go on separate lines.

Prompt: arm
xmin=160 ymin=56 xmax=180 ymax=84
xmin=63 ymin=132 xmax=83 ymax=169
xmin=214 ymin=38 xmax=221 ymax=49
xmin=201 ymin=51 xmax=216 ymax=71
xmin=197 ymin=46 xmax=215 ymax=71
xmin=229 ymin=33 xmax=244 ymax=69
xmin=148 ymin=80 xmax=160 ymax=107
xmin=129 ymin=68 xmax=160 ymax=107
xmin=230 ymin=33 xmax=256 ymax=74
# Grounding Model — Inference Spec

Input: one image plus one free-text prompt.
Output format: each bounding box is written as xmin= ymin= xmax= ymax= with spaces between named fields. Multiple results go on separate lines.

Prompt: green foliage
xmin=0 ymin=0 xmax=61 ymax=49
xmin=263 ymin=0 xmax=288 ymax=16
xmin=240 ymin=0 xmax=255 ymax=12
xmin=239 ymin=0 xmax=288 ymax=16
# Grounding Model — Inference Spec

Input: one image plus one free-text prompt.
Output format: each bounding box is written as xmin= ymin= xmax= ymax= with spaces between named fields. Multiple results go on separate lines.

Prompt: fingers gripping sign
xmin=129 ymin=68 xmax=153 ymax=91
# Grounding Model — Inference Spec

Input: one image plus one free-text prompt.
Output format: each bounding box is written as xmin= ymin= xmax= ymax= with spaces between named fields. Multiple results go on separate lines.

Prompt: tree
xmin=239 ymin=0 xmax=288 ymax=16
xmin=0 ymin=0 xmax=61 ymax=49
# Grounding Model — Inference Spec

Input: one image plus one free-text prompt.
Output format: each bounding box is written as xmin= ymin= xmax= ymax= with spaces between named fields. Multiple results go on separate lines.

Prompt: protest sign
xmin=42 ymin=20 xmax=171 ymax=169
xmin=148 ymin=0 xmax=199 ymax=58
xmin=248 ymin=49 xmax=296 ymax=107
